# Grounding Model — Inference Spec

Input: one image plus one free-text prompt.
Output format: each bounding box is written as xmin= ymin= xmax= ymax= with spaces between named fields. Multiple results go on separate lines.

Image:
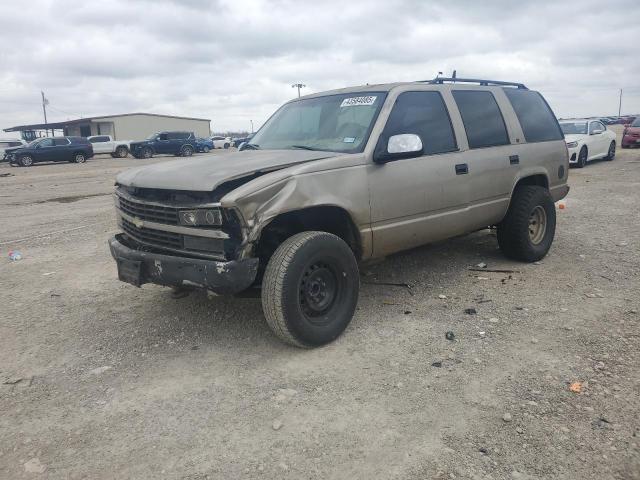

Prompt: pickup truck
xmin=88 ymin=135 xmax=132 ymax=158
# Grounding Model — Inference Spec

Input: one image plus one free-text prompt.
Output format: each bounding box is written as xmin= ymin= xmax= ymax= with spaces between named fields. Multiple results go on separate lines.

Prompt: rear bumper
xmin=108 ymin=234 xmax=258 ymax=294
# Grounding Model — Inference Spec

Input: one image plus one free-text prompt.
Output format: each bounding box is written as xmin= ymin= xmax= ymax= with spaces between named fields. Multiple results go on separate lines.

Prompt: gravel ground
xmin=1 ymin=135 xmax=639 ymax=480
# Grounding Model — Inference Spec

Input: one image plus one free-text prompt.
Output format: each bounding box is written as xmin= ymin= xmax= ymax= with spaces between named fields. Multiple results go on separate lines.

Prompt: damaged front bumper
xmin=108 ymin=234 xmax=259 ymax=294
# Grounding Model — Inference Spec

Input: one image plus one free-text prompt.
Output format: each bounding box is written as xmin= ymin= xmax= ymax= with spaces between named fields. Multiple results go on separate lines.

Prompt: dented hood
xmin=115 ymin=149 xmax=338 ymax=191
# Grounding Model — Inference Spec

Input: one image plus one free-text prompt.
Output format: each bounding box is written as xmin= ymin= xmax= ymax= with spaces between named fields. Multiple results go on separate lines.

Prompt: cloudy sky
xmin=1 ymin=0 xmax=639 ymax=136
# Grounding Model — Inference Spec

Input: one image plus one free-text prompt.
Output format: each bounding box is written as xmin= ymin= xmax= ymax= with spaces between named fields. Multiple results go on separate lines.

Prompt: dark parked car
xmin=130 ymin=131 xmax=197 ymax=158
xmin=195 ymin=137 xmax=214 ymax=153
xmin=6 ymin=136 xmax=94 ymax=167
xmin=233 ymin=133 xmax=254 ymax=148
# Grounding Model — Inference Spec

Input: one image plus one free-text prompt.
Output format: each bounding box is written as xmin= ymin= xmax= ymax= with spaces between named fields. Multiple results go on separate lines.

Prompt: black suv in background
xmin=6 ymin=137 xmax=94 ymax=167
xmin=130 ymin=131 xmax=197 ymax=159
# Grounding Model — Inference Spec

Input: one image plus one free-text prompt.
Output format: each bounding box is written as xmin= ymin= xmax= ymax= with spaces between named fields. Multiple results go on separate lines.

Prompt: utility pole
xmin=618 ymin=89 xmax=622 ymax=117
xmin=41 ymin=91 xmax=49 ymax=136
xmin=250 ymin=120 xmax=254 ymax=133
xmin=291 ymin=83 xmax=306 ymax=98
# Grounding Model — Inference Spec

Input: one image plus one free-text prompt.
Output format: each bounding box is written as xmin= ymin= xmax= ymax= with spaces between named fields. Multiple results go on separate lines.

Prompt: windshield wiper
xmin=289 ymin=145 xmax=318 ymax=151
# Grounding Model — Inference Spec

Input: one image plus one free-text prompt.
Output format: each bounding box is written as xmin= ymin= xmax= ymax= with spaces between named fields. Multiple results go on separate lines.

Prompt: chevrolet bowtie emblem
xmin=133 ymin=217 xmax=144 ymax=229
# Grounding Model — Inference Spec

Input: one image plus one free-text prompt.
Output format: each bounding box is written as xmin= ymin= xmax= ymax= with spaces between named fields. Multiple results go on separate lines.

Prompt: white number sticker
xmin=340 ymin=96 xmax=377 ymax=107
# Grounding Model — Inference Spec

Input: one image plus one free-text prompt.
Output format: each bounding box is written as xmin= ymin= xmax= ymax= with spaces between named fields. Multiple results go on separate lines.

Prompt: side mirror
xmin=374 ymin=134 xmax=423 ymax=163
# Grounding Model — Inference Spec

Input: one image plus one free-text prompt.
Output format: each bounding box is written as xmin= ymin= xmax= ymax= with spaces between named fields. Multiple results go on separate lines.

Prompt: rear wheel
xmin=19 ymin=155 xmax=33 ymax=167
xmin=74 ymin=153 xmax=86 ymax=163
xmin=115 ymin=146 xmax=128 ymax=158
xmin=604 ymin=141 xmax=615 ymax=161
xmin=576 ymin=146 xmax=587 ymax=168
xmin=497 ymin=185 xmax=556 ymax=262
xmin=261 ymin=231 xmax=359 ymax=348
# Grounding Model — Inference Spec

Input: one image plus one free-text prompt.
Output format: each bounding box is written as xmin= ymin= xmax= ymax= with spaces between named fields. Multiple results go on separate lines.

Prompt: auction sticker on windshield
xmin=340 ymin=96 xmax=377 ymax=107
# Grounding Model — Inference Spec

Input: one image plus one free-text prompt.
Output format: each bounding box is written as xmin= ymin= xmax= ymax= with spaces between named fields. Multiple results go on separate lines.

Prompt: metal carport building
xmin=4 ymin=113 xmax=211 ymax=141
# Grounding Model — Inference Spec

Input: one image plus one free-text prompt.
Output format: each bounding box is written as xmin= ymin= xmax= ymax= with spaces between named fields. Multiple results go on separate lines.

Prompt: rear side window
xmin=169 ymin=132 xmax=189 ymax=140
xmin=503 ymin=89 xmax=563 ymax=142
xmin=452 ymin=90 xmax=509 ymax=149
xmin=382 ymin=91 xmax=457 ymax=155
xmin=54 ymin=138 xmax=70 ymax=146
xmin=90 ymin=136 xmax=109 ymax=143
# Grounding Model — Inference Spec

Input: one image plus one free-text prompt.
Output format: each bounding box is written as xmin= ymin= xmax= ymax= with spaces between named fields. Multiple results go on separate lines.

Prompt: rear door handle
xmin=509 ymin=154 xmax=520 ymax=165
xmin=455 ymin=163 xmax=468 ymax=175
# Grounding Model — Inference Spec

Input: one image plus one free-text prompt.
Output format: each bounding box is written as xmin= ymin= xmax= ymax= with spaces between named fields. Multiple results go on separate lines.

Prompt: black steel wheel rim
xmin=299 ymin=262 xmax=339 ymax=323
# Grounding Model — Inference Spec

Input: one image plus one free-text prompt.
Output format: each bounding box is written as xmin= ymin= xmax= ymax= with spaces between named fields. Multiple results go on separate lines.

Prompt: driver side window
xmin=589 ymin=122 xmax=604 ymax=134
xmin=379 ymin=91 xmax=457 ymax=156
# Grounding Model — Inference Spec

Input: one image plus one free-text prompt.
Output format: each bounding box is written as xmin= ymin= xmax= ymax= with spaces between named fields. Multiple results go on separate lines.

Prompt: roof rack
xmin=419 ymin=77 xmax=528 ymax=89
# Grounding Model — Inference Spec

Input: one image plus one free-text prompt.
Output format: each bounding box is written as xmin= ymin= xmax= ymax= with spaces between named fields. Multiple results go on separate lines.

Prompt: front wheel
xmin=604 ymin=141 xmax=615 ymax=161
xmin=19 ymin=155 xmax=34 ymax=167
xmin=142 ymin=147 xmax=153 ymax=159
xmin=261 ymin=231 xmax=359 ymax=348
xmin=576 ymin=146 xmax=587 ymax=168
xmin=497 ymin=186 xmax=556 ymax=262
xmin=203 ymin=146 xmax=210 ymax=153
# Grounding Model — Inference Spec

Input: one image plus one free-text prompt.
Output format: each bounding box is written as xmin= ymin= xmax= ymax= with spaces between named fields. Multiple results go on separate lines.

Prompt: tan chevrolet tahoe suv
xmin=109 ymin=77 xmax=569 ymax=347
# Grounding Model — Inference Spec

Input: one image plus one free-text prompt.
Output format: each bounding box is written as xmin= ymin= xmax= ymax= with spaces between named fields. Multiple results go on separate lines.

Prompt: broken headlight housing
xmin=178 ymin=209 xmax=222 ymax=227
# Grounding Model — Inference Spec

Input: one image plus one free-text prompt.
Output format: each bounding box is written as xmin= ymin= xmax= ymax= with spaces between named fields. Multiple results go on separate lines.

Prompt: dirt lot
xmin=1 ymin=135 xmax=639 ymax=480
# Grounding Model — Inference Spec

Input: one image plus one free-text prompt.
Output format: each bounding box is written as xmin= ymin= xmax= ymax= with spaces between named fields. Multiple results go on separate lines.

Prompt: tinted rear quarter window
xmin=382 ymin=91 xmax=457 ymax=155
xmin=53 ymin=138 xmax=70 ymax=146
xmin=452 ymin=90 xmax=510 ymax=149
xmin=503 ymin=89 xmax=563 ymax=142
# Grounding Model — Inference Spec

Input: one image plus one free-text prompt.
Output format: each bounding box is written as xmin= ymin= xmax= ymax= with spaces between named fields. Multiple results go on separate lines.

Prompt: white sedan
xmin=211 ymin=136 xmax=232 ymax=149
xmin=560 ymin=119 xmax=617 ymax=168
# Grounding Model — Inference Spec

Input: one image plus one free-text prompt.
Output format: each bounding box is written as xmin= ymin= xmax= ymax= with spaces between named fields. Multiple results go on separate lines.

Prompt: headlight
xmin=566 ymin=141 xmax=578 ymax=148
xmin=178 ymin=209 xmax=222 ymax=226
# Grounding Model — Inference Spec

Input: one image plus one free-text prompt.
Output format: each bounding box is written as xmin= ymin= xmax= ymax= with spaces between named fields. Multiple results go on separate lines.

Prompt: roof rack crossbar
xmin=418 ymin=77 xmax=528 ymax=89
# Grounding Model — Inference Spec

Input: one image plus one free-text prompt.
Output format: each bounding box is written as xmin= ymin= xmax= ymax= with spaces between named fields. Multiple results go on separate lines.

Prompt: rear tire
xmin=115 ymin=146 xmax=128 ymax=158
xmin=604 ymin=141 xmax=615 ymax=161
xmin=182 ymin=145 xmax=194 ymax=157
xmin=497 ymin=185 xmax=556 ymax=262
xmin=261 ymin=231 xmax=359 ymax=348
xmin=19 ymin=155 xmax=33 ymax=167
xmin=73 ymin=152 xmax=86 ymax=163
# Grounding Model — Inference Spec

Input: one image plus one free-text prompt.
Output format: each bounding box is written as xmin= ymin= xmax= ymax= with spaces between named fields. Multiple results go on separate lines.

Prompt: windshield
xmin=250 ymin=92 xmax=387 ymax=153
xmin=560 ymin=122 xmax=588 ymax=135
xmin=146 ymin=132 xmax=160 ymax=140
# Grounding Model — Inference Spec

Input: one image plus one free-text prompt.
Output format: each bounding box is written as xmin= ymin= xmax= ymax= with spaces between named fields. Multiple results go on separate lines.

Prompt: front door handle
xmin=455 ymin=163 xmax=468 ymax=175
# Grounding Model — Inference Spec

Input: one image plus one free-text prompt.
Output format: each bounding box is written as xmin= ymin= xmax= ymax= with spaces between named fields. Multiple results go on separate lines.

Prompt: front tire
xmin=142 ymin=147 xmax=153 ymax=159
xmin=576 ymin=146 xmax=587 ymax=168
xmin=19 ymin=155 xmax=33 ymax=167
xmin=604 ymin=141 xmax=615 ymax=161
xmin=497 ymin=186 xmax=556 ymax=262
xmin=261 ymin=232 xmax=359 ymax=348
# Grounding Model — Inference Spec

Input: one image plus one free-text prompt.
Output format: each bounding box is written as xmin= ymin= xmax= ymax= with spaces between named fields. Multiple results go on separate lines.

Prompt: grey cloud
xmin=1 ymin=0 xmax=639 ymax=133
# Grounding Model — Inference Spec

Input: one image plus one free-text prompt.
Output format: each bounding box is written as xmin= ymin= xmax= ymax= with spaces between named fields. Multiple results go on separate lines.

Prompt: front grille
xmin=118 ymin=194 xmax=178 ymax=225
xmin=121 ymin=218 xmax=182 ymax=249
